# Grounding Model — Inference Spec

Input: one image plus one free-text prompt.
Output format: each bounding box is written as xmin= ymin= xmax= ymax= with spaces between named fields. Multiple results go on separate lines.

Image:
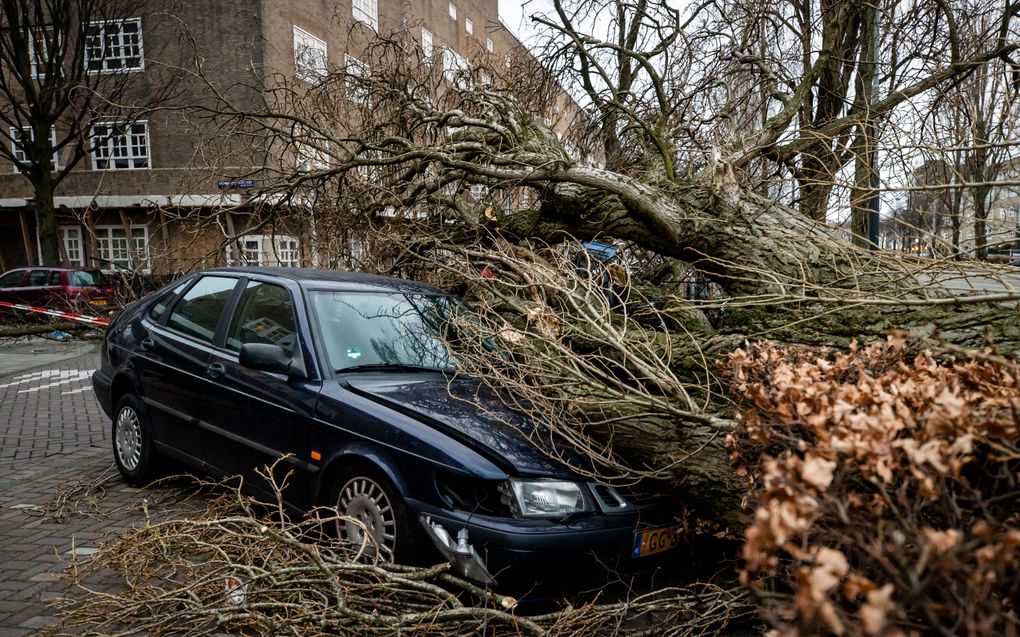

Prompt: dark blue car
xmin=92 ymin=267 xmax=679 ymax=584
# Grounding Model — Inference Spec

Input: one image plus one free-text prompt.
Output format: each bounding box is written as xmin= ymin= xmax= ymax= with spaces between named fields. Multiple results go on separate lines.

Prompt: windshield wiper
xmin=336 ymin=363 xmax=454 ymax=374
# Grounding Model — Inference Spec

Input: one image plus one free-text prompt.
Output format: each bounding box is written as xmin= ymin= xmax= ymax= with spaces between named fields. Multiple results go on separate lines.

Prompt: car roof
xmin=201 ymin=267 xmax=450 ymax=295
xmin=3 ymin=266 xmax=100 ymax=273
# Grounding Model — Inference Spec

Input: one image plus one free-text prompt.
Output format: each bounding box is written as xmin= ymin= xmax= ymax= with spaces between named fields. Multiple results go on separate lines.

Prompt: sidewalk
xmin=0 ymin=340 xmax=207 ymax=635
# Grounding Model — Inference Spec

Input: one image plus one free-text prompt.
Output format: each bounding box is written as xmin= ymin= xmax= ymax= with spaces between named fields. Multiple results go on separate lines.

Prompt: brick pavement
xmin=0 ymin=342 xmax=210 ymax=635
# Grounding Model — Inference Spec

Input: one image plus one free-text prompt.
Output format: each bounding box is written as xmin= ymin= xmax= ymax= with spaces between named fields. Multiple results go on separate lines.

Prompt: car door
xmin=202 ymin=277 xmax=319 ymax=507
xmin=136 ymin=274 xmax=241 ymax=466
xmin=17 ymin=269 xmax=56 ymax=306
xmin=0 ymin=269 xmax=27 ymax=302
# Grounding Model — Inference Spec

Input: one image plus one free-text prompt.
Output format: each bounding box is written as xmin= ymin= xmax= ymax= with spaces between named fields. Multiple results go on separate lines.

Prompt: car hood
xmin=345 ymin=375 xmax=593 ymax=478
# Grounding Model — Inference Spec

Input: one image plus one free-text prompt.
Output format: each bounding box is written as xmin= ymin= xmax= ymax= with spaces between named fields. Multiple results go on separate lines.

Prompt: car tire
xmin=332 ymin=465 xmax=421 ymax=564
xmin=111 ymin=394 xmax=158 ymax=486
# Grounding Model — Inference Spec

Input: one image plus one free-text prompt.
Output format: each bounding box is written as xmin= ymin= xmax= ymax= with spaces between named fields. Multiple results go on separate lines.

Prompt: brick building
xmin=0 ymin=0 xmax=575 ymax=275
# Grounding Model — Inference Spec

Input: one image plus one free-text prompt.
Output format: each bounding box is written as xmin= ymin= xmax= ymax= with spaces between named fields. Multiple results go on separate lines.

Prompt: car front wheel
xmin=333 ymin=466 xmax=418 ymax=563
xmin=112 ymin=394 xmax=157 ymax=486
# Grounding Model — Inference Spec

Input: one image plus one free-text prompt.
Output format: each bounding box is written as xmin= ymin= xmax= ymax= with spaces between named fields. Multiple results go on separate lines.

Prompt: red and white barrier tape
xmin=0 ymin=300 xmax=110 ymax=327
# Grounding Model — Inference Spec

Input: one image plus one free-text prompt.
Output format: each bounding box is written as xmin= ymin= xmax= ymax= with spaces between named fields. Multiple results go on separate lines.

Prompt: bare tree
xmin=0 ymin=0 xmax=183 ymax=265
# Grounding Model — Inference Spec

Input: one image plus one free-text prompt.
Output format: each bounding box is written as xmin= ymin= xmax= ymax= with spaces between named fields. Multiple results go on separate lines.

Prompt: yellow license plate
xmin=632 ymin=525 xmax=682 ymax=558
xmin=89 ymin=299 xmax=108 ymax=306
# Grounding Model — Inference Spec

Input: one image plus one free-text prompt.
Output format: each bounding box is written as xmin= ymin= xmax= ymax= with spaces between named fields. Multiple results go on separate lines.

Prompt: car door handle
xmin=139 ymin=338 xmax=154 ymax=351
xmin=206 ymin=362 xmax=226 ymax=379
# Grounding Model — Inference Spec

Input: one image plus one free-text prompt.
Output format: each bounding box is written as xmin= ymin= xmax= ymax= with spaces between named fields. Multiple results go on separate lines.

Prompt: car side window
xmin=0 ymin=271 xmax=25 ymax=287
xmin=27 ymin=270 xmax=50 ymax=286
xmin=49 ymin=271 xmax=62 ymax=285
xmin=148 ymin=279 xmax=194 ymax=323
xmin=225 ymin=281 xmax=298 ymax=356
xmin=165 ymin=276 xmax=238 ymax=343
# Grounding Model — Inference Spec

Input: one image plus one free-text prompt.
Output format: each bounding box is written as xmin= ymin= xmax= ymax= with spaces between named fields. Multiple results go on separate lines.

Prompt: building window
xmin=85 ymin=18 xmax=143 ymax=73
xmin=1008 ymin=208 xmax=1017 ymax=219
xmin=275 ymin=236 xmax=300 ymax=267
xmin=421 ymin=28 xmax=433 ymax=60
xmin=60 ymin=227 xmax=84 ymax=265
xmin=443 ymin=48 xmax=469 ymax=88
xmin=486 ymin=38 xmax=493 ymax=52
xmin=480 ymin=71 xmax=491 ymax=86
xmin=465 ymin=19 xmax=473 ymax=35
xmin=345 ymin=54 xmax=370 ymax=105
xmin=226 ymin=235 xmax=300 ymax=267
xmin=91 ymin=121 xmax=149 ymax=170
xmin=293 ymin=26 xmax=327 ymax=82
xmin=449 ymin=2 xmax=457 ymax=19
xmin=470 ymin=184 xmax=488 ymax=200
xmin=352 ymin=0 xmax=379 ymax=30
xmin=94 ymin=225 xmax=148 ymax=270
xmin=29 ymin=29 xmax=60 ymax=79
xmin=11 ymin=126 xmax=59 ymax=172
xmin=293 ymin=125 xmax=330 ymax=171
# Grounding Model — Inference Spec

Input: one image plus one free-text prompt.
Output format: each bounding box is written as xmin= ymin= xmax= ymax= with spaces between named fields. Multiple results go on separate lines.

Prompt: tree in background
xmin=0 ymin=0 xmax=182 ymax=265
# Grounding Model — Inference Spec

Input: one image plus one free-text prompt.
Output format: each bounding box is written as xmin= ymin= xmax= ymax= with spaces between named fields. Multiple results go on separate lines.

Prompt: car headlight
xmin=502 ymin=479 xmax=593 ymax=518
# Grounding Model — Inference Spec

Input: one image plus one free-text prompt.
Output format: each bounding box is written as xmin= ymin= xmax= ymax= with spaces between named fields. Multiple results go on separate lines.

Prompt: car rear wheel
xmin=112 ymin=394 xmax=157 ymax=486
xmin=333 ymin=466 xmax=418 ymax=563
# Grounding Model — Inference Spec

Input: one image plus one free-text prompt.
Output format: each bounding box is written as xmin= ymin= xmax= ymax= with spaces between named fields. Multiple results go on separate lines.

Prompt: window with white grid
xmin=486 ymin=38 xmax=493 ymax=52
xmin=91 ymin=121 xmax=149 ymax=170
xmin=293 ymin=27 xmax=327 ymax=82
xmin=443 ymin=48 xmax=469 ymax=88
xmin=352 ymin=0 xmax=379 ymax=30
xmin=470 ymin=184 xmax=488 ymax=200
xmin=85 ymin=19 xmax=143 ymax=73
xmin=275 ymin=236 xmax=300 ymax=267
xmin=60 ymin=227 xmax=84 ymax=265
xmin=449 ymin=2 xmax=457 ymax=19
xmin=465 ymin=19 xmax=473 ymax=35
xmin=29 ymin=29 xmax=61 ymax=79
xmin=421 ymin=28 xmax=433 ymax=60
xmin=345 ymin=54 xmax=370 ymax=105
xmin=11 ymin=126 xmax=59 ymax=172
xmin=293 ymin=125 xmax=330 ymax=171
xmin=95 ymin=225 xmax=148 ymax=270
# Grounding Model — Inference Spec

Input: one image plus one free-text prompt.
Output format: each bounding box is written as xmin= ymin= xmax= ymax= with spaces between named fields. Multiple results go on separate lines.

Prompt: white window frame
xmin=470 ymin=184 xmax=488 ymax=200
xmin=465 ymin=18 xmax=473 ymax=35
xmin=345 ymin=54 xmax=370 ymax=105
xmin=293 ymin=125 xmax=330 ymax=172
xmin=11 ymin=126 xmax=59 ymax=172
xmin=442 ymin=47 xmax=469 ymax=88
xmin=449 ymin=2 xmax=457 ymax=19
xmin=29 ymin=28 xmax=60 ymax=79
xmin=90 ymin=120 xmax=150 ymax=170
xmin=352 ymin=0 xmax=379 ymax=31
xmin=94 ymin=224 xmax=149 ymax=271
xmin=421 ymin=28 xmax=433 ymax=61
xmin=293 ymin=26 xmax=327 ymax=83
xmin=226 ymin=234 xmax=300 ymax=267
xmin=60 ymin=226 xmax=85 ymax=266
xmin=486 ymin=37 xmax=493 ymax=52
xmin=85 ymin=18 xmax=144 ymax=74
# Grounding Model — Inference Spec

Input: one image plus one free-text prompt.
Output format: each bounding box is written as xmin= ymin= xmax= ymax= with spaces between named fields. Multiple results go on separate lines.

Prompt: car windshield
xmin=69 ymin=270 xmax=107 ymax=287
xmin=310 ymin=291 xmax=460 ymax=372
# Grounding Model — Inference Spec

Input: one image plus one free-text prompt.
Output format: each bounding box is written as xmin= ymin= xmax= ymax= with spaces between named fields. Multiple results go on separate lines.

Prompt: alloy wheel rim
xmin=337 ymin=476 xmax=397 ymax=560
xmin=115 ymin=407 xmax=142 ymax=471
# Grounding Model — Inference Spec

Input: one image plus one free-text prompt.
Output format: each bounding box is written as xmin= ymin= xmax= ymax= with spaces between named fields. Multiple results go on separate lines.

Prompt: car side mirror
xmin=239 ymin=343 xmax=306 ymax=378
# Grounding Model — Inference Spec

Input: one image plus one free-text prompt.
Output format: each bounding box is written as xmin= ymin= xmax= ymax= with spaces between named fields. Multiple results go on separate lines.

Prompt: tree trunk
xmin=32 ymin=173 xmax=61 ymax=266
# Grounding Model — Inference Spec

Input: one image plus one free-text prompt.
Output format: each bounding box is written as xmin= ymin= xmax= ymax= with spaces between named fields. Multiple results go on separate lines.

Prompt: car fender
xmin=314 ymin=443 xmax=411 ymax=504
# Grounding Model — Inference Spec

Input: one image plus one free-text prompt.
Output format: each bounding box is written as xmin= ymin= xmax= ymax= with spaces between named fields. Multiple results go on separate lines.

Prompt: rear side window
xmin=27 ymin=270 xmax=51 ymax=286
xmin=148 ymin=278 xmax=193 ymax=323
xmin=0 ymin=271 xmax=25 ymax=287
xmin=49 ymin=271 xmax=62 ymax=285
xmin=69 ymin=271 xmax=107 ymax=286
xmin=225 ymin=281 xmax=297 ymax=355
xmin=166 ymin=276 xmax=238 ymax=343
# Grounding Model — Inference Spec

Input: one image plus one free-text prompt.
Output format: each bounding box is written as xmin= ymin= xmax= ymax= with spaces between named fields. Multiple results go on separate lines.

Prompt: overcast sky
xmin=497 ymin=0 xmax=551 ymax=45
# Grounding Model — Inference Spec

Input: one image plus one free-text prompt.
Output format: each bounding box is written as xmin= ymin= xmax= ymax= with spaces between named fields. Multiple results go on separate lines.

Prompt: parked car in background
xmin=0 ymin=267 xmax=116 ymax=309
xmin=92 ymin=267 xmax=680 ymax=587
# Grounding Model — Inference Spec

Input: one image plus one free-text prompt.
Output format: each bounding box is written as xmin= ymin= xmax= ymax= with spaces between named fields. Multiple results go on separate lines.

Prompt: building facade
xmin=0 ymin=0 xmax=575 ymax=275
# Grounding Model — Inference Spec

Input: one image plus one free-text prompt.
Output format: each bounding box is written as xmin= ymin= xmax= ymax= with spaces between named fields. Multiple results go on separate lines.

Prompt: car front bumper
xmin=406 ymin=497 xmax=677 ymax=582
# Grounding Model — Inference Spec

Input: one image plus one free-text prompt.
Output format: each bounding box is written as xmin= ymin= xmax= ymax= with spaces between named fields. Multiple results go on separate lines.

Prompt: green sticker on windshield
xmin=345 ymin=347 xmax=362 ymax=359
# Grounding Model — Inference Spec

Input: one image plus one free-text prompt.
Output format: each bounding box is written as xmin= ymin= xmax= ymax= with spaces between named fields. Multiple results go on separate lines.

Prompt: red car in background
xmin=0 ymin=267 xmax=116 ymax=309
